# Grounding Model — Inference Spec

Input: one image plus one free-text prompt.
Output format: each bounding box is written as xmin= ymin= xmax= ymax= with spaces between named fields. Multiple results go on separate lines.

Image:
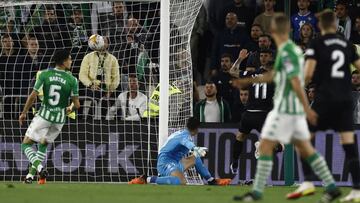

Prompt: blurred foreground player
xmin=288 ymin=10 xmax=360 ymax=202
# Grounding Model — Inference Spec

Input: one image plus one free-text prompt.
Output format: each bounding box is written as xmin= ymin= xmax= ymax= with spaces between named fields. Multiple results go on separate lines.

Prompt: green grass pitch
xmin=0 ymin=183 xmax=352 ymax=203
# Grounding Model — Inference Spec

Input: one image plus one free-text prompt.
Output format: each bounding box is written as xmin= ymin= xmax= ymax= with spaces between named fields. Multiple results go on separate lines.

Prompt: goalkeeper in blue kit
xmin=129 ymin=117 xmax=230 ymax=185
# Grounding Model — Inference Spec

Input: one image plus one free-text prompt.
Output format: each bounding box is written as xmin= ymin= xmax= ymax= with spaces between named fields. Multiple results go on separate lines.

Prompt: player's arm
xmin=19 ymin=90 xmax=39 ymax=126
xmin=19 ymin=72 xmax=45 ymax=125
xmin=229 ymin=49 xmax=249 ymax=78
xmin=304 ymin=40 xmax=318 ymax=85
xmin=232 ymin=70 xmax=275 ymax=89
xmin=304 ymin=59 xmax=317 ymax=86
xmin=180 ymin=136 xmax=207 ymax=158
xmin=67 ymin=78 xmax=80 ymax=114
xmin=67 ymin=97 xmax=80 ymax=111
xmin=290 ymin=76 xmax=318 ymax=125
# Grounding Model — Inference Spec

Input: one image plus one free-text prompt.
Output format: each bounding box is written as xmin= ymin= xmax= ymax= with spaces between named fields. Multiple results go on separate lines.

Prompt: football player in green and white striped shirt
xmin=233 ymin=13 xmax=341 ymax=202
xmin=19 ymin=49 xmax=80 ymax=184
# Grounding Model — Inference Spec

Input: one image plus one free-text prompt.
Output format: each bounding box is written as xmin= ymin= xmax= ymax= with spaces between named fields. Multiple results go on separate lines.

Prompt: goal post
xmin=0 ymin=0 xmax=203 ymax=183
xmin=158 ymin=0 xmax=169 ymax=151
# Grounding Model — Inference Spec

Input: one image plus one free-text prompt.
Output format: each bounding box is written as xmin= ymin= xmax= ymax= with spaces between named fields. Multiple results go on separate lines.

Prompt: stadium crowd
xmin=0 ymin=0 xmax=359 ymax=122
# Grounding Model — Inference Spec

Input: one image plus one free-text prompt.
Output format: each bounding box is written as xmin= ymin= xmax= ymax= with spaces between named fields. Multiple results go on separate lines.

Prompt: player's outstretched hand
xmin=192 ymin=146 xmax=207 ymax=157
xmin=305 ymin=108 xmax=318 ymax=126
xmin=19 ymin=113 xmax=26 ymax=126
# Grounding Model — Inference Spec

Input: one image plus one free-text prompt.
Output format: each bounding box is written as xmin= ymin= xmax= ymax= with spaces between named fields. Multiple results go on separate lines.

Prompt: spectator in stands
xmin=106 ymin=1 xmax=128 ymax=46
xmin=106 ymin=74 xmax=147 ymax=121
xmin=211 ymin=53 xmax=237 ymax=107
xmin=253 ymin=0 xmax=276 ymax=34
xmin=32 ymin=5 xmax=71 ymax=55
xmin=191 ymin=5 xmax=207 ymax=83
xmin=231 ymin=88 xmax=249 ymax=123
xmin=0 ymin=34 xmax=18 ymax=96
xmin=350 ymin=15 xmax=360 ymax=44
xmin=335 ymin=0 xmax=351 ymax=40
xmin=79 ymin=35 xmax=120 ymax=98
xmin=291 ymin=0 xmax=317 ymax=42
xmin=352 ymin=70 xmax=360 ymax=91
xmin=194 ymin=80 xmax=231 ymax=123
xmin=221 ymin=0 xmax=254 ymax=31
xmin=307 ymin=83 xmax=316 ymax=106
xmin=258 ymin=49 xmax=273 ymax=70
xmin=67 ymin=8 xmax=90 ymax=49
xmin=1 ymin=20 xmax=22 ymax=50
xmin=17 ymin=36 xmax=49 ymax=95
xmin=246 ymin=34 xmax=274 ymax=70
xmin=91 ymin=1 xmax=113 ymax=35
xmin=67 ymin=7 xmax=91 ymax=78
xmin=245 ymin=24 xmax=264 ymax=52
xmin=297 ymin=23 xmax=314 ymax=51
xmin=119 ymin=17 xmax=150 ymax=75
xmin=211 ymin=12 xmax=249 ymax=75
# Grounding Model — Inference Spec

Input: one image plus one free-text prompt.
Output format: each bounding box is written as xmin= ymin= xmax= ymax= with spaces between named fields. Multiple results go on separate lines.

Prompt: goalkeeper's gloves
xmin=192 ymin=146 xmax=208 ymax=158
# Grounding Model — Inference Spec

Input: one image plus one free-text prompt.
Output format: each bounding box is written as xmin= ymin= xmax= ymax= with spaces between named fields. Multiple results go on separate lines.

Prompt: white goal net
xmin=0 ymin=0 xmax=203 ymax=183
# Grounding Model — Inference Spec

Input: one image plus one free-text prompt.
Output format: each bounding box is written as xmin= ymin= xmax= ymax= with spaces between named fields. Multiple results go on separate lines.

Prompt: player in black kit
xmin=230 ymin=60 xmax=283 ymax=174
xmin=287 ymin=10 xmax=360 ymax=202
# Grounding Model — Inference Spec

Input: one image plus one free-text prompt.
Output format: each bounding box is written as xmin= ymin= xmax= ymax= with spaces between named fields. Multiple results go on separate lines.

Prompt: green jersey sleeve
xmin=33 ymin=71 xmax=45 ymax=92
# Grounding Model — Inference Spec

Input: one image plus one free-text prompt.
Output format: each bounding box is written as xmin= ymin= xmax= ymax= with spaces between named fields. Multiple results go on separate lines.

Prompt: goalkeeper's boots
xmin=318 ymin=187 xmax=341 ymax=203
xmin=340 ymin=189 xmax=360 ymax=202
xmin=38 ymin=168 xmax=48 ymax=185
xmin=287 ymin=181 xmax=315 ymax=199
xmin=216 ymin=178 xmax=231 ymax=186
xmin=208 ymin=178 xmax=231 ymax=186
xmin=230 ymin=161 xmax=238 ymax=174
xmin=128 ymin=174 xmax=147 ymax=184
xmin=233 ymin=192 xmax=262 ymax=202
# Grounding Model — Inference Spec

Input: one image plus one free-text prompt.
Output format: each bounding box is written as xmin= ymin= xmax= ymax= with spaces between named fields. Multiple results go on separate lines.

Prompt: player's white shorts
xmin=25 ymin=115 xmax=64 ymax=143
xmin=261 ymin=110 xmax=310 ymax=144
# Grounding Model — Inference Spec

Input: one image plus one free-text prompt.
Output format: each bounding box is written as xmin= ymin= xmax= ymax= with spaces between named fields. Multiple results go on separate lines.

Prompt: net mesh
xmin=0 ymin=0 xmax=203 ymax=183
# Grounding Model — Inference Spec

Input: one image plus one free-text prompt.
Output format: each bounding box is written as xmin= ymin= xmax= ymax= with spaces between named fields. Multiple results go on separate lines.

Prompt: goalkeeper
xmin=129 ymin=117 xmax=230 ymax=185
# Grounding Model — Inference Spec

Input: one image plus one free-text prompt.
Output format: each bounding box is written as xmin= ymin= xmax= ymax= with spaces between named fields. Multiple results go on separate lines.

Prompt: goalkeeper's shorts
xmin=157 ymin=157 xmax=184 ymax=177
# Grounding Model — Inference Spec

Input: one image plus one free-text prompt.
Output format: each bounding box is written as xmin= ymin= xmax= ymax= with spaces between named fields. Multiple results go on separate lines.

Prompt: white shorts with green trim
xmin=25 ymin=115 xmax=64 ymax=143
xmin=261 ymin=110 xmax=310 ymax=144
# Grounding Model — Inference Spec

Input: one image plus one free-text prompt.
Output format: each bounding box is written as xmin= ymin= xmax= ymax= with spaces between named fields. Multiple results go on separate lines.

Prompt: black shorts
xmin=310 ymin=101 xmax=354 ymax=132
xmin=239 ymin=111 xmax=268 ymax=134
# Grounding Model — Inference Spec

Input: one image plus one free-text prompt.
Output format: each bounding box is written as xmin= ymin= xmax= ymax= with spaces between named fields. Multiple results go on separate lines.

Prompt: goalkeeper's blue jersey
xmin=158 ymin=129 xmax=196 ymax=162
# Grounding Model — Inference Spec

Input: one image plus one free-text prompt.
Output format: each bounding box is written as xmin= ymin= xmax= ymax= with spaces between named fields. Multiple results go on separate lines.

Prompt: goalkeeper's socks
xmin=252 ymin=155 xmax=273 ymax=194
xmin=147 ymin=176 xmax=157 ymax=184
xmin=155 ymin=176 xmax=181 ymax=185
xmin=36 ymin=143 xmax=47 ymax=163
xmin=194 ymin=157 xmax=211 ymax=180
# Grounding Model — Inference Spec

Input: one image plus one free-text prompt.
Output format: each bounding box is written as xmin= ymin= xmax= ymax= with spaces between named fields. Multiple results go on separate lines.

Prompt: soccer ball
xmin=88 ymin=34 xmax=105 ymax=51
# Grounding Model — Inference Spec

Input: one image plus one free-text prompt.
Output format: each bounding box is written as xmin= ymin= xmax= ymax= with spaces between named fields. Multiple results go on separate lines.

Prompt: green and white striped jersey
xmin=273 ymin=40 xmax=305 ymax=115
xmin=33 ymin=68 xmax=79 ymax=123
